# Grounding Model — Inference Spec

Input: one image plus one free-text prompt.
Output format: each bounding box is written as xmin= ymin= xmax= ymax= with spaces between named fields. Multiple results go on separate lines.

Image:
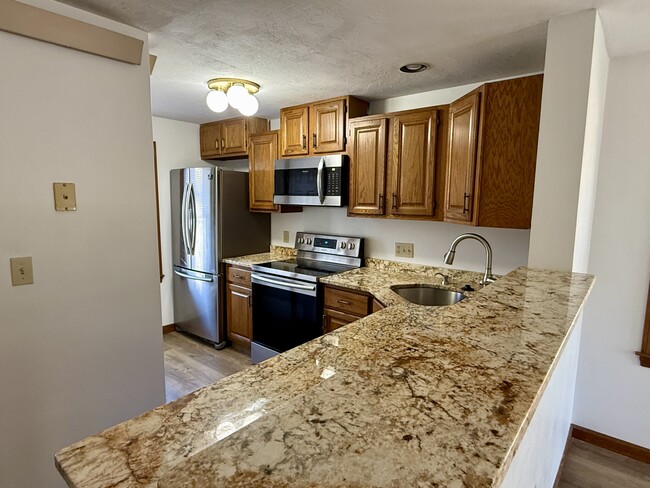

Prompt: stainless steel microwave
xmin=273 ymin=155 xmax=347 ymax=206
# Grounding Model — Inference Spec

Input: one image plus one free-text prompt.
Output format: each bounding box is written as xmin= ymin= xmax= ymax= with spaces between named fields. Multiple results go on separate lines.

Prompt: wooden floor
xmin=163 ymin=331 xmax=252 ymax=403
xmin=557 ymin=439 xmax=650 ymax=488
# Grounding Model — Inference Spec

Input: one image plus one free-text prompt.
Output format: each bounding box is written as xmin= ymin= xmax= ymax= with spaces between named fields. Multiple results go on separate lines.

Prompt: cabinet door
xmin=310 ymin=99 xmax=346 ymax=153
xmin=348 ymin=117 xmax=388 ymax=216
xmin=221 ymin=118 xmax=248 ymax=155
xmin=280 ymin=106 xmax=309 ymax=156
xmin=444 ymin=92 xmax=481 ymax=224
xmin=226 ymin=283 xmax=252 ymax=344
xmin=388 ymin=110 xmax=437 ymax=217
xmin=248 ymin=132 xmax=279 ymax=212
xmin=200 ymin=123 xmax=221 ymax=159
xmin=323 ymin=308 xmax=359 ymax=334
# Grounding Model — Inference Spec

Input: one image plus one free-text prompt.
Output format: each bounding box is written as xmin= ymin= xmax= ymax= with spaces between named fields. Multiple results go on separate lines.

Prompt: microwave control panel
xmin=325 ymin=167 xmax=342 ymax=196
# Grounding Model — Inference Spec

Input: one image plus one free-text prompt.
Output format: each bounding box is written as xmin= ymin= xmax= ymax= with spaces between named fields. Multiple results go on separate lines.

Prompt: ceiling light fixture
xmin=399 ymin=63 xmax=429 ymax=73
xmin=206 ymin=78 xmax=260 ymax=116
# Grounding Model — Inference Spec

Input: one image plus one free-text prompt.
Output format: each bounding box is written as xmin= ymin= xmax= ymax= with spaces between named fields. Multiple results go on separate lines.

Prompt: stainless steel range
xmin=250 ymin=232 xmax=364 ymax=364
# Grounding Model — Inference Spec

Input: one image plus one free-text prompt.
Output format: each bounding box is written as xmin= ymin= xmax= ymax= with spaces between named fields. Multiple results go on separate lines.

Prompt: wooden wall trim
xmin=572 ymin=424 xmax=650 ymax=464
xmin=0 ymin=0 xmax=143 ymax=65
xmin=162 ymin=324 xmax=176 ymax=334
xmin=636 ymin=281 xmax=650 ymax=367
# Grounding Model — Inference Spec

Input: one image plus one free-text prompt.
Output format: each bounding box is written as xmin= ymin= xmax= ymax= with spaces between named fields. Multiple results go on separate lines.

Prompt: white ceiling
xmin=58 ymin=0 xmax=650 ymax=124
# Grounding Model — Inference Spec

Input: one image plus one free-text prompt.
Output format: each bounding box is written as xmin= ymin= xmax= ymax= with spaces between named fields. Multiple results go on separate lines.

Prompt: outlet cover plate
xmin=395 ymin=242 xmax=414 ymax=258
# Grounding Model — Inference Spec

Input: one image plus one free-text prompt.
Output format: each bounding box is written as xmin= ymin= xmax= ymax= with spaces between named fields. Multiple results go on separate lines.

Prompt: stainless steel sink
xmin=390 ymin=285 xmax=466 ymax=306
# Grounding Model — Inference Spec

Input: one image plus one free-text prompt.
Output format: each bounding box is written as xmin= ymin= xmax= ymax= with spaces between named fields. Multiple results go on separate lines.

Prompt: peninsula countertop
xmin=55 ymin=266 xmax=594 ymax=488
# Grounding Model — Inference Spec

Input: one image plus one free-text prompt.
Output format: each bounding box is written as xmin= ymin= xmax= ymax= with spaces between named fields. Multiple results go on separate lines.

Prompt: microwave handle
xmin=317 ymin=157 xmax=325 ymax=204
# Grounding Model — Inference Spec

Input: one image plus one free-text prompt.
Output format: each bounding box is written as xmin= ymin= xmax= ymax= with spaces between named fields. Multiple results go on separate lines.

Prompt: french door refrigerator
xmin=171 ymin=167 xmax=270 ymax=348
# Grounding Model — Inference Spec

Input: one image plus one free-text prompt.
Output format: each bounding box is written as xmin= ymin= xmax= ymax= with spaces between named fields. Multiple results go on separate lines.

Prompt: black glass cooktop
xmin=251 ymin=259 xmax=356 ymax=283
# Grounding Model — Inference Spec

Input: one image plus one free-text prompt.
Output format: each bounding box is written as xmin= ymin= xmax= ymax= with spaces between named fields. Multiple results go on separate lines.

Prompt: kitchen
xmin=1 ymin=1 xmax=649 ymax=487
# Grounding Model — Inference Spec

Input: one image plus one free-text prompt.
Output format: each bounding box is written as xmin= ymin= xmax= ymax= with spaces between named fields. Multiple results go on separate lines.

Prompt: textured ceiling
xmin=57 ymin=0 xmax=650 ymax=124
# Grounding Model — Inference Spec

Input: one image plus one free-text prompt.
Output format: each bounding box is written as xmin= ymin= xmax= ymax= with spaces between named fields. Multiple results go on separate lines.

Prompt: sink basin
xmin=390 ymin=285 xmax=466 ymax=306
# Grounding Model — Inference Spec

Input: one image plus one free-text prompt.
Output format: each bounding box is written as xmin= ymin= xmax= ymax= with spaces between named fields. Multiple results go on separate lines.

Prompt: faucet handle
xmin=434 ymin=272 xmax=450 ymax=286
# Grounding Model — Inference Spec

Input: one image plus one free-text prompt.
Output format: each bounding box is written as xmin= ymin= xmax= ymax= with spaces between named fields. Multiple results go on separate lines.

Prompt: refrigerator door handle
xmin=173 ymin=267 xmax=214 ymax=282
xmin=181 ymin=183 xmax=191 ymax=255
xmin=188 ymin=183 xmax=196 ymax=253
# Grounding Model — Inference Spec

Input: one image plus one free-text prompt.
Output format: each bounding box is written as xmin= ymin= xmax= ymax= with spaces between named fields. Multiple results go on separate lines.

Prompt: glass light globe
xmin=238 ymin=93 xmax=259 ymax=116
xmin=226 ymin=83 xmax=248 ymax=109
xmin=206 ymin=90 xmax=228 ymax=112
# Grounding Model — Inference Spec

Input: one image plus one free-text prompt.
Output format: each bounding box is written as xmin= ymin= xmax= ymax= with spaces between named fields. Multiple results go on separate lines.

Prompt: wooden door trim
xmin=636 ymin=280 xmax=650 ymax=367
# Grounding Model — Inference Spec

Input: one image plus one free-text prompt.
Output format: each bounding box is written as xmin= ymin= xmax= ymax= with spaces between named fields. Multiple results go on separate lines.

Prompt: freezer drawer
xmin=172 ymin=266 xmax=224 ymax=347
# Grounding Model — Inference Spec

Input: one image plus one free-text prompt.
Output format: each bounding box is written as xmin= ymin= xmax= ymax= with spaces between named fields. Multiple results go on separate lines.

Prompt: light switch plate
xmin=395 ymin=242 xmax=414 ymax=258
xmin=10 ymin=257 xmax=34 ymax=286
xmin=53 ymin=182 xmax=77 ymax=211
xmin=283 ymin=230 xmax=290 ymax=243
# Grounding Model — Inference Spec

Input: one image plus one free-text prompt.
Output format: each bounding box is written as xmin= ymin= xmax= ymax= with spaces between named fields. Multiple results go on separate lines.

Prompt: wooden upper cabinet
xmin=348 ymin=116 xmax=388 ymax=216
xmin=248 ymin=131 xmax=279 ymax=212
xmin=279 ymin=96 xmax=368 ymax=157
xmin=200 ymin=122 xmax=221 ymax=158
xmin=310 ymin=99 xmax=346 ymax=153
xmin=280 ymin=106 xmax=309 ymax=157
xmin=199 ymin=116 xmax=268 ymax=160
xmin=388 ymin=109 xmax=437 ymax=217
xmin=444 ymin=92 xmax=481 ymax=223
xmin=443 ymin=75 xmax=543 ymax=228
xmin=221 ymin=118 xmax=247 ymax=155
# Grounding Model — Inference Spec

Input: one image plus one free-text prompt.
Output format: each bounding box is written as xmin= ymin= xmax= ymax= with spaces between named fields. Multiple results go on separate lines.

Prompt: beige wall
xmin=0 ymin=2 xmax=165 ymax=486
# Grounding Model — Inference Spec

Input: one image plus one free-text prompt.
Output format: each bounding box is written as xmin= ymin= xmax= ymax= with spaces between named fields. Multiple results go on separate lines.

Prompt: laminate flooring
xmin=163 ymin=331 xmax=252 ymax=403
xmin=557 ymin=439 xmax=650 ymax=488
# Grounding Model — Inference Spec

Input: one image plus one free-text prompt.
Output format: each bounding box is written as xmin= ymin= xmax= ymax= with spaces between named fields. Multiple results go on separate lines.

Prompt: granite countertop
xmin=222 ymin=246 xmax=296 ymax=268
xmin=55 ymin=266 xmax=594 ymax=488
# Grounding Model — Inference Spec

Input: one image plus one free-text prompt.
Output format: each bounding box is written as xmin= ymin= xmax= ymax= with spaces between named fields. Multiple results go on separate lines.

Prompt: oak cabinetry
xmin=248 ymin=131 xmax=279 ymax=212
xmin=322 ymin=285 xmax=373 ymax=333
xmin=200 ymin=116 xmax=269 ymax=160
xmin=444 ymin=75 xmax=543 ymax=228
xmin=348 ymin=116 xmax=388 ymax=215
xmin=279 ymin=96 xmax=368 ymax=157
xmin=348 ymin=108 xmax=446 ymax=220
xmin=388 ymin=109 xmax=438 ymax=217
xmin=225 ymin=265 xmax=252 ymax=346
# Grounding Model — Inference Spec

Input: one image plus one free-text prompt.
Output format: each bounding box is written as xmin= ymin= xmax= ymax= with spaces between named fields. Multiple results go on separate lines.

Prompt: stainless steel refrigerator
xmin=171 ymin=167 xmax=270 ymax=348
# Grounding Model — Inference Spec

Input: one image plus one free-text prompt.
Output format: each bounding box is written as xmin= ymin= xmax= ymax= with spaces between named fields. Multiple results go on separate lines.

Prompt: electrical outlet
xmin=395 ymin=242 xmax=414 ymax=258
xmin=10 ymin=257 xmax=34 ymax=286
xmin=283 ymin=230 xmax=290 ymax=243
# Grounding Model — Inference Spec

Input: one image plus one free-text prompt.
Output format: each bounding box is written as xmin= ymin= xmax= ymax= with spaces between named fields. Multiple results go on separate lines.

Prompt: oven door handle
xmin=252 ymin=273 xmax=316 ymax=291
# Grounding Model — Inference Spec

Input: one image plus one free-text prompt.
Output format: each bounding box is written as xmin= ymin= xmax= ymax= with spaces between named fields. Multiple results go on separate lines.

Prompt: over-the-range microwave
xmin=273 ymin=155 xmax=347 ymax=207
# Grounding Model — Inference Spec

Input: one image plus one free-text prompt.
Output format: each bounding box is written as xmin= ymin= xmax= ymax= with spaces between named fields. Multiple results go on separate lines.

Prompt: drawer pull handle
xmin=233 ymin=274 xmax=243 ymax=279
xmin=337 ymin=299 xmax=352 ymax=305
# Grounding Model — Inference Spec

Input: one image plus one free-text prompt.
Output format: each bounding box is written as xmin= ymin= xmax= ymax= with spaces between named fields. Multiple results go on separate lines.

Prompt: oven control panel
xmin=295 ymin=232 xmax=363 ymax=258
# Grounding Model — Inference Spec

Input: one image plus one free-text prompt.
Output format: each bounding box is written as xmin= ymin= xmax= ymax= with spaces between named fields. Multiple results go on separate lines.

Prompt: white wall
xmin=0 ymin=2 xmax=165 ymax=487
xmin=152 ymin=117 xmax=208 ymax=326
xmin=572 ymin=14 xmax=609 ymax=273
xmin=528 ymin=10 xmax=605 ymax=271
xmin=271 ymin=81 xmax=535 ymax=276
xmin=573 ymin=51 xmax=650 ymax=448
xmin=273 ymin=209 xmax=528 ymax=275
xmin=501 ymin=319 xmax=583 ymax=488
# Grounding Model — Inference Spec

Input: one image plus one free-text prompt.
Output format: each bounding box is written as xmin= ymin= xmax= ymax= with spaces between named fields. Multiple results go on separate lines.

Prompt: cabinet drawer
xmin=324 ymin=286 xmax=370 ymax=316
xmin=227 ymin=266 xmax=251 ymax=286
xmin=324 ymin=308 xmax=359 ymax=333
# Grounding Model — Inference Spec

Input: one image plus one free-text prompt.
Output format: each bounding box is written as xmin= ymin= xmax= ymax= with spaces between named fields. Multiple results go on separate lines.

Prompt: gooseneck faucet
xmin=443 ymin=233 xmax=497 ymax=285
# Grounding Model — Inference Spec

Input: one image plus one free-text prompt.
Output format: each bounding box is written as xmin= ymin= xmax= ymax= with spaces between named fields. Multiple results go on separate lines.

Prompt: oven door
xmin=251 ymin=273 xmax=322 ymax=363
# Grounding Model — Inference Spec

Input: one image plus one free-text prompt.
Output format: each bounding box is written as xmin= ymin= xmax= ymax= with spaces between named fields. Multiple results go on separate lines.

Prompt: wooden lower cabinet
xmin=225 ymin=265 xmax=252 ymax=346
xmin=322 ymin=285 xmax=384 ymax=334
xmin=323 ymin=308 xmax=359 ymax=333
